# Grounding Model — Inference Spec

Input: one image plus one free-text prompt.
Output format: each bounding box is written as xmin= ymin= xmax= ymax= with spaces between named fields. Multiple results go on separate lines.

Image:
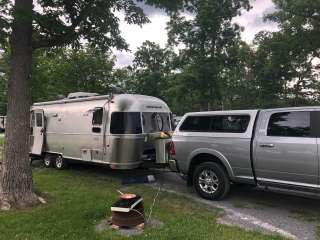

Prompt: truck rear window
xmin=179 ymin=115 xmax=250 ymax=133
xmin=110 ymin=112 xmax=142 ymax=134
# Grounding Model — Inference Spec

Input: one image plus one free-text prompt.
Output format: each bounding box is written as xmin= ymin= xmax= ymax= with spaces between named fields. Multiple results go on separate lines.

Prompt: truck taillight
xmin=169 ymin=141 xmax=176 ymax=158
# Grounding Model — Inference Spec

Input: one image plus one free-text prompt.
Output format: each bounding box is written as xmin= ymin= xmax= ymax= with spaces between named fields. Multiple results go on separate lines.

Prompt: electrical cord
xmin=131 ymin=208 xmax=145 ymax=221
xmin=115 ymin=177 xmax=163 ymax=225
xmin=120 ymin=184 xmax=162 ymax=224
xmin=119 ymin=184 xmax=162 ymax=225
xmin=147 ymin=184 xmax=161 ymax=223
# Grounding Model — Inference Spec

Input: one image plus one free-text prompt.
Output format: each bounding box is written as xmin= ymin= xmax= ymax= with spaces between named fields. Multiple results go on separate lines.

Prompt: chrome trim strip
xmin=257 ymin=177 xmax=319 ymax=189
xmin=236 ymin=176 xmax=255 ymax=180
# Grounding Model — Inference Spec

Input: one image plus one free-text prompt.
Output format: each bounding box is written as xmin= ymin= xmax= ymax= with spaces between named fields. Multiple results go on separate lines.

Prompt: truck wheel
xmin=193 ymin=162 xmax=230 ymax=200
xmin=54 ymin=155 xmax=67 ymax=170
xmin=44 ymin=154 xmax=53 ymax=168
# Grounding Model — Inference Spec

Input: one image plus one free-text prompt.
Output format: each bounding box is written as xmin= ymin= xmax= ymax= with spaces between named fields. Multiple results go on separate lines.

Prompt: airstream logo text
xmin=146 ymin=106 xmax=162 ymax=109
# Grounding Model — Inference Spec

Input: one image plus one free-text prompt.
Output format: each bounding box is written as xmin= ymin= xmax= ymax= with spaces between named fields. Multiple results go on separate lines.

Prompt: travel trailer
xmin=0 ymin=115 xmax=6 ymax=132
xmin=30 ymin=92 xmax=173 ymax=170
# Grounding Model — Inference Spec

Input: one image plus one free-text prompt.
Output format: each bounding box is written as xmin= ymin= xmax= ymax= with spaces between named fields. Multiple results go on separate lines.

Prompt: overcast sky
xmin=115 ymin=0 xmax=279 ymax=68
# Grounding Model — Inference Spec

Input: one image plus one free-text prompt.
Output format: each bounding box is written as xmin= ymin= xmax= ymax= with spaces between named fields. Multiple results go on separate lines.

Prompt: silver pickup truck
xmin=170 ymin=107 xmax=320 ymax=200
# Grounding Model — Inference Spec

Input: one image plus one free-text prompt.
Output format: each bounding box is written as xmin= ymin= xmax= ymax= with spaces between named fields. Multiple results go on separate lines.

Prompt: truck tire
xmin=193 ymin=162 xmax=230 ymax=200
xmin=54 ymin=155 xmax=68 ymax=170
xmin=44 ymin=154 xmax=54 ymax=168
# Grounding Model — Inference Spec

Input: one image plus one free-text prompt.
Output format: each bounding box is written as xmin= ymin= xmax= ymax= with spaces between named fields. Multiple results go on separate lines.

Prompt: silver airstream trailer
xmin=30 ymin=92 xmax=173 ymax=170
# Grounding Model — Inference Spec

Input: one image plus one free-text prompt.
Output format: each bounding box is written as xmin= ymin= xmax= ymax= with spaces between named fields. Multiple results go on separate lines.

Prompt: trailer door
xmin=31 ymin=109 xmax=45 ymax=155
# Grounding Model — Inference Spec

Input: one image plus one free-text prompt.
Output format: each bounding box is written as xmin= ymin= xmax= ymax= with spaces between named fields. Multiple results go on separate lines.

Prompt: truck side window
xmin=92 ymin=108 xmax=103 ymax=125
xmin=179 ymin=116 xmax=211 ymax=132
xmin=211 ymin=115 xmax=250 ymax=133
xmin=267 ymin=112 xmax=311 ymax=137
xmin=179 ymin=115 xmax=250 ymax=133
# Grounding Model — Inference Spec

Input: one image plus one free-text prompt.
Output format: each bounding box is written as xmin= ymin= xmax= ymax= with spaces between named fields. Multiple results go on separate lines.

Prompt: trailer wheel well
xmin=187 ymin=153 xmax=229 ymax=185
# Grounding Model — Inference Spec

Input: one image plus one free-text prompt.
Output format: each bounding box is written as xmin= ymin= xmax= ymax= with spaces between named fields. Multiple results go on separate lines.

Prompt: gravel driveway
xmin=148 ymin=169 xmax=320 ymax=240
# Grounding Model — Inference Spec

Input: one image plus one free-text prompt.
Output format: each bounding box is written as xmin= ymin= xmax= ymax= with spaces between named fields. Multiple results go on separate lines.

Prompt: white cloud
xmin=114 ymin=52 xmax=134 ymax=68
xmin=115 ymin=0 xmax=279 ymax=68
xmin=114 ymin=11 xmax=169 ymax=68
xmin=119 ymin=13 xmax=169 ymax=50
xmin=233 ymin=0 xmax=278 ymax=43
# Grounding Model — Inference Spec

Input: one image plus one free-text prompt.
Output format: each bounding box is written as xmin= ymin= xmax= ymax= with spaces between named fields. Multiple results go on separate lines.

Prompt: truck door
xmin=30 ymin=109 xmax=45 ymax=155
xmin=313 ymin=111 xmax=320 ymax=187
xmin=254 ymin=110 xmax=318 ymax=188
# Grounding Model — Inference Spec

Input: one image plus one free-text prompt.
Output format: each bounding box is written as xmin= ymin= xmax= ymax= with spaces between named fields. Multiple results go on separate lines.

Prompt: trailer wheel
xmin=193 ymin=162 xmax=230 ymax=200
xmin=54 ymin=155 xmax=67 ymax=170
xmin=44 ymin=154 xmax=53 ymax=168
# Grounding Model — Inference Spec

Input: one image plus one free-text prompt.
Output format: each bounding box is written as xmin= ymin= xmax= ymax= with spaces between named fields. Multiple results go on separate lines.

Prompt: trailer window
xmin=92 ymin=108 xmax=103 ymax=125
xmin=170 ymin=113 xmax=175 ymax=129
xmin=142 ymin=112 xmax=171 ymax=133
xmin=31 ymin=112 xmax=35 ymax=127
xmin=110 ymin=112 xmax=142 ymax=134
xmin=36 ymin=113 xmax=43 ymax=127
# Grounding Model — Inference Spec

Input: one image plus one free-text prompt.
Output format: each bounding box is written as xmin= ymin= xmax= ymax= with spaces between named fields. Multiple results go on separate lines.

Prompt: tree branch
xmin=32 ymin=3 xmax=91 ymax=50
xmin=32 ymin=31 xmax=77 ymax=49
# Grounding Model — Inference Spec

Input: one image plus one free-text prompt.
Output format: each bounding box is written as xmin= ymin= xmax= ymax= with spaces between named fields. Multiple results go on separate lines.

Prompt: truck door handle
xmin=259 ymin=143 xmax=275 ymax=148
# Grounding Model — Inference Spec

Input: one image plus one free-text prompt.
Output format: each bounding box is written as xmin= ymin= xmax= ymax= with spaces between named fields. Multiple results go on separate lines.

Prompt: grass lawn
xmin=0 ymin=164 xmax=287 ymax=240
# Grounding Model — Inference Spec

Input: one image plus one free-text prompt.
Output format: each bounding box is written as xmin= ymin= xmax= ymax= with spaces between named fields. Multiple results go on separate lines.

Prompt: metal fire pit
xmin=112 ymin=202 xmax=144 ymax=227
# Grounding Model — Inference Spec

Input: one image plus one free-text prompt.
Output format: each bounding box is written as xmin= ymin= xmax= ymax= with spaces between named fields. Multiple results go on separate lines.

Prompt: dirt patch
xmin=95 ymin=218 xmax=164 ymax=236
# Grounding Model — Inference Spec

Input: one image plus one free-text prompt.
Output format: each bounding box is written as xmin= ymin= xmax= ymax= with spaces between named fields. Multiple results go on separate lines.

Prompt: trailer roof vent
xmin=67 ymin=92 xmax=99 ymax=99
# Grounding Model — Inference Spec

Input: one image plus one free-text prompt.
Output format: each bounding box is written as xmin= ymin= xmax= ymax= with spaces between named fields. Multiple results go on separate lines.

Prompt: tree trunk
xmin=0 ymin=0 xmax=38 ymax=210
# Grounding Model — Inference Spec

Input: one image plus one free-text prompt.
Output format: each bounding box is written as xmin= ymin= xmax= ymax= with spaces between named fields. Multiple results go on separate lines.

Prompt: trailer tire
xmin=54 ymin=155 xmax=68 ymax=170
xmin=44 ymin=154 xmax=54 ymax=168
xmin=193 ymin=162 xmax=230 ymax=200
